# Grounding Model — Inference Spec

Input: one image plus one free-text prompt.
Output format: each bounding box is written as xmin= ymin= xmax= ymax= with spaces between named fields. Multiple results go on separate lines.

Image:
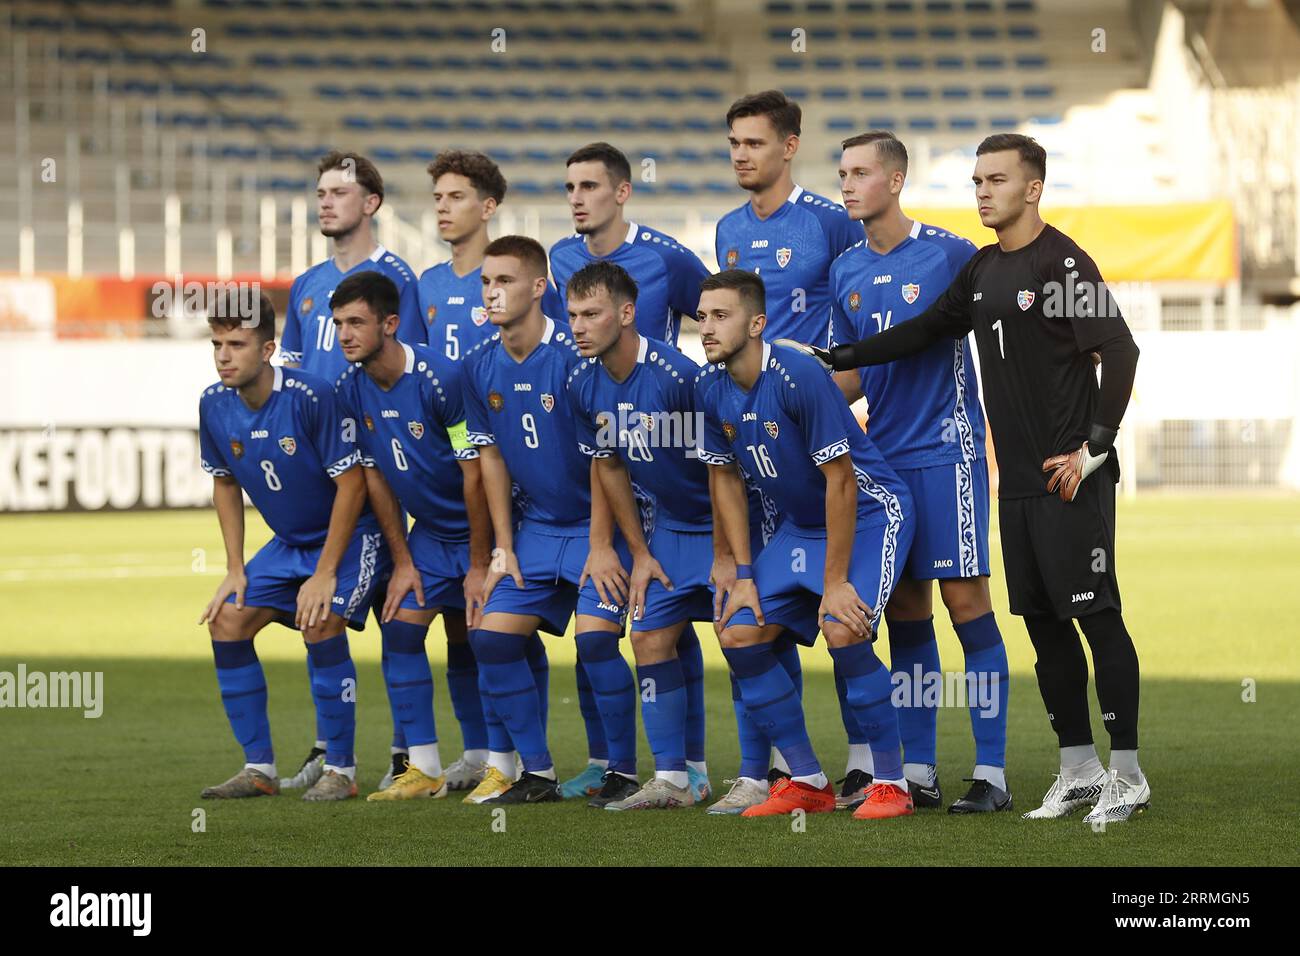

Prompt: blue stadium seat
xmin=948 ymin=116 xmax=979 ymax=130
xmin=895 ymin=56 xmax=924 ymax=70
xmin=681 ymin=117 xmax=715 ymax=132
xmin=886 ymin=1 xmax=916 ymax=10
xmin=974 ymin=56 xmax=1006 ymax=70
xmin=889 ymin=27 xmax=920 ymax=41
xmin=866 ymin=116 xmax=898 ymax=128
xmin=856 ymin=56 xmax=885 ymax=69
xmin=861 ymin=87 xmax=890 ymax=100
xmin=1009 ymin=25 xmax=1040 ymax=40
xmin=775 ymin=58 xmax=803 ymax=71
xmin=495 ymin=117 xmax=528 ymax=132
xmin=821 ymin=87 xmax=851 ymax=100
xmin=827 ymin=117 xmax=855 ymax=131
xmin=1016 ymin=55 xmax=1048 ymax=69
xmin=381 ymin=115 xmax=412 ymax=131
xmin=846 ymin=1 xmax=877 ymax=10
xmin=569 ymin=117 xmax=601 ymax=132
xmin=393 ymin=85 xmax=423 ymax=100
xmin=901 ymin=86 xmax=931 ymax=100
xmin=968 ymin=26 xmax=998 ymax=41
xmin=982 ymin=86 xmax=1013 ymax=99
xmin=816 ymin=57 xmax=845 ymax=71
xmin=989 ymin=116 xmax=1019 ymax=129
xmin=457 ymin=116 xmax=489 ymax=131
xmin=928 ymin=26 xmax=958 ymax=41
xmin=343 ymin=116 xmax=375 ymax=130
xmin=848 ymin=27 xmax=879 ymax=40
xmin=417 ymin=116 xmax=449 ymax=130
xmin=1023 ymin=86 xmax=1054 ymax=99
xmin=355 ymin=85 xmax=385 ymax=100
xmin=940 ymin=86 xmax=972 ymax=99
xmin=372 ymin=148 xmax=402 ymax=163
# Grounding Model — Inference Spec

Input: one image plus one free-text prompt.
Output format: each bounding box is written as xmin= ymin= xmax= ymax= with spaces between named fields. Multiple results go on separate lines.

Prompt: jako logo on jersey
xmin=448 ymin=296 xmax=465 ymax=305
xmin=488 ymin=391 xmax=504 ymax=412
xmin=775 ymin=247 xmax=792 ymax=268
xmin=933 ymin=559 xmax=954 ymax=569
xmin=540 ymin=393 xmax=555 ymax=413
xmin=407 ymin=421 xmax=424 ymax=440
xmin=901 ymin=283 xmax=920 ymax=304
xmin=764 ymin=421 xmax=779 ymax=439
xmin=363 ymin=414 xmax=375 ymax=431
xmin=278 ymin=437 xmax=297 ymax=456
xmin=848 ymin=291 xmax=861 ymax=312
xmin=1072 ymin=591 xmax=1095 ymax=602
xmin=514 ymin=383 xmax=532 ymax=391
xmin=230 ymin=439 xmax=244 ymax=458
xmin=426 ymin=305 xmax=437 ymax=322
xmin=251 ymin=429 xmax=269 ymax=438
xmin=751 ymin=239 xmax=769 ymax=249
xmin=381 ymin=410 xmax=399 ymax=418
xmin=725 ymin=248 xmax=739 ymax=267
xmin=742 ymin=412 xmax=757 ymax=422
xmin=471 ymin=306 xmax=488 ymax=326
xmin=722 ymin=422 xmax=737 ymax=443
xmin=300 ymin=297 xmax=312 ymax=313
xmin=1017 ymin=290 xmax=1035 ymax=311
xmin=873 ymin=274 xmax=892 ymax=285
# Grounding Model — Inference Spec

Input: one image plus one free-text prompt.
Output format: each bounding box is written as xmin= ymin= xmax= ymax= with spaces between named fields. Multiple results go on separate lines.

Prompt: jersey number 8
xmin=260 ymin=459 xmax=282 ymax=491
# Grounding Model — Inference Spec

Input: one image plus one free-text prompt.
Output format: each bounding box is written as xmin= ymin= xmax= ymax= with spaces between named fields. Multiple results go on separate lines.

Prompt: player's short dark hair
xmin=317 ymin=150 xmax=385 ymax=206
xmin=427 ymin=149 xmax=507 ymax=203
xmin=841 ymin=130 xmax=908 ymax=175
xmin=700 ymin=270 xmax=766 ymax=317
xmin=565 ymin=142 xmax=632 ymax=187
xmin=567 ymin=261 xmax=639 ymax=308
xmin=977 ymin=133 xmax=1046 ymax=182
xmin=330 ymin=271 xmax=400 ymax=322
xmin=484 ymin=235 xmax=549 ymax=280
xmin=207 ymin=289 xmax=276 ymax=344
xmin=726 ymin=89 xmax=802 ymax=140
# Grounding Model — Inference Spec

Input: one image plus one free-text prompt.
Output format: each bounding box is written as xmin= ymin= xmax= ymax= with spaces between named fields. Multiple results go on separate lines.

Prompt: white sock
xmin=529 ymin=766 xmax=556 ymax=780
xmin=792 ymin=771 xmax=828 ymax=789
xmin=738 ymin=776 xmax=765 ymax=787
xmin=845 ymin=744 xmax=874 ymax=775
xmin=463 ymin=749 xmax=489 ymax=765
xmin=589 ymin=758 xmax=610 ymax=769
xmin=973 ymin=764 xmax=1007 ymax=792
xmin=656 ymin=770 xmax=689 ymax=788
xmin=615 ymin=770 xmax=638 ymax=782
xmin=1061 ymin=744 xmax=1103 ymax=779
xmin=390 ymin=746 xmax=408 ymax=756
xmin=246 ymin=762 xmax=277 ymax=779
xmin=488 ymin=751 xmax=517 ymax=778
xmin=1109 ymin=749 xmax=1143 ymax=784
xmin=878 ymin=776 xmax=907 ymax=791
xmin=408 ymin=743 xmax=442 ymax=778
xmin=771 ymin=747 xmax=791 ymax=774
xmin=313 ymin=740 xmax=326 ymax=751
xmin=686 ymin=759 xmax=708 ymax=776
xmin=904 ymin=762 xmax=937 ymax=787
xmin=323 ymin=763 xmax=355 ymax=780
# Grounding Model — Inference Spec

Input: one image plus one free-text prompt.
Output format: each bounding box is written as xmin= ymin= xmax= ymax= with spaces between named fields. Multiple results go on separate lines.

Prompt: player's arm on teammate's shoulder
xmin=1042 ymin=244 xmax=1140 ymax=501
xmin=200 ymin=475 xmax=248 ymax=625
xmin=816 ymin=454 xmax=872 ymax=637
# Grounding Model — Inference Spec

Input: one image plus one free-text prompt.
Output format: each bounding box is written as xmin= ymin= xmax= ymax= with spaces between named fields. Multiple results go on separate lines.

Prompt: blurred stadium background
xmin=1 ymin=0 xmax=1299 ymax=507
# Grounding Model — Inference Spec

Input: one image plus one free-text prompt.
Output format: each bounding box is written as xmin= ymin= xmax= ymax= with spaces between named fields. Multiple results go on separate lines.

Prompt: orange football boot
xmin=852 ymin=782 xmax=915 ymax=820
xmin=741 ymin=777 xmax=836 ymax=816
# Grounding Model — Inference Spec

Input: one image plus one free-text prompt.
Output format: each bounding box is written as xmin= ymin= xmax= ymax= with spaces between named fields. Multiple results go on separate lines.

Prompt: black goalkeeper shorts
xmin=998 ymin=476 xmax=1122 ymax=620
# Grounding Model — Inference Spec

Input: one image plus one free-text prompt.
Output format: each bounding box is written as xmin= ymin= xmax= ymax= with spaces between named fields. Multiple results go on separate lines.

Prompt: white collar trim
xmin=636 ymin=335 xmax=648 ymax=364
xmin=787 ymin=185 xmax=804 ymax=204
xmin=272 ymin=366 xmax=284 ymax=391
xmin=761 ymin=340 xmax=772 ymax=367
xmin=909 ymin=219 xmax=922 ymax=239
xmin=541 ymin=315 xmax=556 ymax=344
xmin=625 ymin=221 xmax=639 ymax=244
xmin=369 ymin=245 xmax=387 ymax=263
xmin=401 ymin=341 xmax=415 ymax=374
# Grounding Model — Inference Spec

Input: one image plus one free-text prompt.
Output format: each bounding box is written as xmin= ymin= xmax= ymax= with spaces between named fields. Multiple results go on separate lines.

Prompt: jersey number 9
xmin=522 ymin=413 xmax=540 ymax=449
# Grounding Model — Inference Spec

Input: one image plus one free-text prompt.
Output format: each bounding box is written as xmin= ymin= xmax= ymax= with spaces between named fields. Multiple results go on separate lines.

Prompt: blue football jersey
xmin=335 ymin=342 xmax=477 ymax=542
xmin=283 ymin=246 xmax=422 ymax=381
xmin=415 ymin=261 xmax=565 ymax=363
xmin=695 ymin=341 xmax=908 ymax=530
xmin=829 ymin=222 xmax=985 ymax=469
xmin=567 ymin=336 xmax=711 ymax=530
xmin=462 ymin=316 xmax=591 ymax=531
xmin=550 ymin=222 xmax=710 ymax=347
xmin=199 ymin=367 xmax=376 ymax=548
xmin=714 ymin=186 xmax=860 ymax=347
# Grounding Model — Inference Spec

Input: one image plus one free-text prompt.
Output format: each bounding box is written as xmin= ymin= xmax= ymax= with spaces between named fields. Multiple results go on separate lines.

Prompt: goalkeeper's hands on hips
xmin=1043 ymin=425 xmax=1116 ymax=502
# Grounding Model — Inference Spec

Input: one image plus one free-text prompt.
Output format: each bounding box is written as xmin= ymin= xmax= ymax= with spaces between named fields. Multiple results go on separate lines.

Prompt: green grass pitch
xmin=3 ymin=496 xmax=1298 ymax=866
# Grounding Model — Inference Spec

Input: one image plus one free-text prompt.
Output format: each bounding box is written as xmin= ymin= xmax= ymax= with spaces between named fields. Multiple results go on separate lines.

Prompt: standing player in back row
xmin=785 ymin=134 xmax=1148 ymax=825
xmin=828 ymin=131 xmax=1012 ymax=814
xmin=402 ymin=149 xmax=554 ymax=795
xmin=549 ymin=141 xmax=713 ymax=798
xmin=550 ymin=142 xmax=710 ymax=348
xmin=715 ymin=90 xmax=860 ymax=347
xmin=279 ymin=150 xmax=421 ymax=792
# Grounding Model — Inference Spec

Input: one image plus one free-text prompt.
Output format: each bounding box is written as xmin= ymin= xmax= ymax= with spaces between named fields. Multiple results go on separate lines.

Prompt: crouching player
xmin=198 ymin=292 xmax=388 ymax=801
xmin=332 ymin=271 xmax=494 ymax=799
xmin=694 ymin=270 xmax=917 ymax=819
xmin=566 ymin=262 xmax=714 ymax=809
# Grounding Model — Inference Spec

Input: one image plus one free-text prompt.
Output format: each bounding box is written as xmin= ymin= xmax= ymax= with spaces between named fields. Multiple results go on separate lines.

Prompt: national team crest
xmin=775 ymin=247 xmax=792 ymax=268
xmin=364 ymin=413 xmax=375 ymax=431
xmin=764 ymin=421 xmax=779 ymax=439
xmin=230 ymin=439 xmax=244 ymax=459
xmin=725 ymin=248 xmax=739 ymax=268
xmin=471 ymin=306 xmax=488 ymax=326
xmin=639 ymin=412 xmax=654 ymax=432
xmin=488 ymin=391 xmax=504 ymax=412
xmin=722 ymin=421 xmax=737 ymax=443
xmin=279 ymin=436 xmax=297 ymax=456
xmin=540 ymin=393 xmax=555 ymax=413
xmin=426 ymin=305 xmax=437 ymax=323
xmin=901 ymin=283 xmax=920 ymax=305
xmin=300 ymin=297 xmax=312 ymax=314
xmin=848 ymin=291 xmax=861 ymax=312
xmin=596 ymin=413 xmax=610 ymax=430
xmin=1017 ymin=290 xmax=1035 ymax=311
xmin=407 ymin=421 xmax=424 ymax=440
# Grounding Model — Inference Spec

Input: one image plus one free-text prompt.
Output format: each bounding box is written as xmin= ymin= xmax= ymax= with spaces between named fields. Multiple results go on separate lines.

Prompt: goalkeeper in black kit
xmin=780 ymin=134 xmax=1149 ymax=825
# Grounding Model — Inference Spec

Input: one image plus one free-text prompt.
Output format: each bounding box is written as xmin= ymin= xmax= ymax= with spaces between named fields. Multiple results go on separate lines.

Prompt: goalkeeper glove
xmin=1042 ymin=425 xmax=1116 ymax=502
xmin=773 ymin=338 xmax=835 ymax=371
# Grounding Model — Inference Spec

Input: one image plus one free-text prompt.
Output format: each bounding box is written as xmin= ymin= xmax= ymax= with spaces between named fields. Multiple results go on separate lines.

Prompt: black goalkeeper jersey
xmin=844 ymin=224 xmax=1132 ymax=499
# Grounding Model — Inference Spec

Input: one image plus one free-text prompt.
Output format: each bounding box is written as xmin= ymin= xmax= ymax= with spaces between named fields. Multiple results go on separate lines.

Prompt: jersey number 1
xmin=991 ymin=319 xmax=1005 ymax=359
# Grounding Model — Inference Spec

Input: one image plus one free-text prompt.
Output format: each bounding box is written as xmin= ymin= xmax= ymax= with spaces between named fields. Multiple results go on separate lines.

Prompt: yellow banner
xmin=905 ymin=201 xmax=1238 ymax=283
